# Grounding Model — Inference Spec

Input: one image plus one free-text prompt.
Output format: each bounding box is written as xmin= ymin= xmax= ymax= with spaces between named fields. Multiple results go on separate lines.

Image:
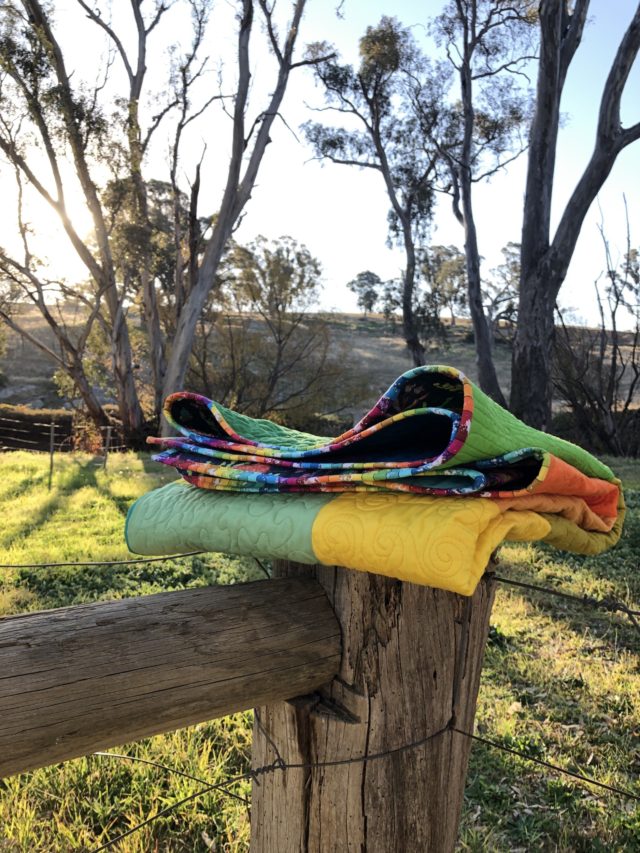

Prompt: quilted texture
xmin=148 ymin=366 xmax=615 ymax=496
xmin=125 ymin=482 xmax=550 ymax=595
xmin=126 ymin=482 xmax=331 ymax=564
xmin=126 ymin=365 xmax=625 ymax=596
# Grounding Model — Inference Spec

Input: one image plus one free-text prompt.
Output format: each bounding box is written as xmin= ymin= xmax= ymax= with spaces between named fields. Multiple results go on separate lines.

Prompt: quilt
xmin=126 ymin=365 xmax=624 ymax=595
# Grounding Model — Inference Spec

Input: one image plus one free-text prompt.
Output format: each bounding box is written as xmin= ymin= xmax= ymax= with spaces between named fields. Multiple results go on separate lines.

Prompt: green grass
xmin=0 ymin=452 xmax=265 ymax=852
xmin=0 ymin=450 xmax=639 ymax=850
xmin=458 ymin=454 xmax=640 ymax=851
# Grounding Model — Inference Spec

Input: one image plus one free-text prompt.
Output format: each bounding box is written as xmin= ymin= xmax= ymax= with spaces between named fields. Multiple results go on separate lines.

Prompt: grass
xmin=0 ymin=450 xmax=639 ymax=850
xmin=0 ymin=452 xmax=264 ymax=852
xmin=458 ymin=455 xmax=640 ymax=851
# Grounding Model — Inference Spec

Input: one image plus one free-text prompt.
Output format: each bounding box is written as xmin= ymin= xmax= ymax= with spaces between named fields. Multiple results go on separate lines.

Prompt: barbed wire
xmin=92 ymin=716 xmax=640 ymax=852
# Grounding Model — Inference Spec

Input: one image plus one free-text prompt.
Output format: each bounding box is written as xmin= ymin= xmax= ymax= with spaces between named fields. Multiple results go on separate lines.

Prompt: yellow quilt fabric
xmin=312 ymin=494 xmax=552 ymax=595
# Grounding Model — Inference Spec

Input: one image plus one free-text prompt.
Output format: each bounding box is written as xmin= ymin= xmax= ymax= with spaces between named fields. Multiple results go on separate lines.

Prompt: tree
xmin=160 ymin=0 xmax=331 ymax=417
xmin=188 ymin=236 xmax=369 ymax=426
xmin=420 ymin=244 xmax=467 ymax=327
xmin=484 ymin=241 xmax=520 ymax=339
xmin=0 ymin=0 xmax=323 ymax=439
xmin=553 ymin=218 xmax=640 ymax=457
xmin=511 ymin=0 xmax=640 ymax=428
xmin=380 ymin=277 xmax=402 ymax=331
xmin=0 ymin=0 xmax=148 ymax=435
xmin=304 ymin=17 xmax=451 ymax=365
xmin=347 ymin=270 xmax=382 ymax=315
xmin=431 ymin=0 xmax=536 ymax=406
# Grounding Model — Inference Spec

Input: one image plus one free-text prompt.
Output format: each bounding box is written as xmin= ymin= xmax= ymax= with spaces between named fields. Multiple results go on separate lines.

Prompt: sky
xmin=229 ymin=0 xmax=640 ymax=322
xmin=1 ymin=0 xmax=639 ymax=326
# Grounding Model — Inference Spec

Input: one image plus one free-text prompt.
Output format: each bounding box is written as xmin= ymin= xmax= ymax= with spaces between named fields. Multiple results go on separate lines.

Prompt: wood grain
xmin=251 ymin=562 xmax=496 ymax=853
xmin=0 ymin=577 xmax=340 ymax=778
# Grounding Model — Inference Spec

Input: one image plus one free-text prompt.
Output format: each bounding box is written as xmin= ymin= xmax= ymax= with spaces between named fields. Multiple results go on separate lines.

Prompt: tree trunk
xmin=509 ymin=269 xmax=557 ymax=429
xmin=69 ymin=361 xmax=111 ymax=429
xmin=107 ymin=298 xmax=145 ymax=440
xmin=251 ymin=560 xmax=496 ymax=852
xmin=462 ymin=204 xmax=507 ymax=407
xmin=402 ymin=246 xmax=426 ymax=366
xmin=512 ymin=2 xmax=640 ymax=427
xmin=456 ymin=34 xmax=506 ymax=408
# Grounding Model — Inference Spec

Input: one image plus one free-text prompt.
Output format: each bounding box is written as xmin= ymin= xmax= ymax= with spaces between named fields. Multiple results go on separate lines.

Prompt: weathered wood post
xmin=47 ymin=421 xmax=55 ymax=490
xmin=251 ymin=561 xmax=496 ymax=852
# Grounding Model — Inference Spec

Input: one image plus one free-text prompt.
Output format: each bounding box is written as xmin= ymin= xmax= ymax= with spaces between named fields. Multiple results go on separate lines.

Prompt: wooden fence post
xmin=251 ymin=561 xmax=496 ymax=853
xmin=103 ymin=424 xmax=112 ymax=470
xmin=47 ymin=422 xmax=55 ymax=491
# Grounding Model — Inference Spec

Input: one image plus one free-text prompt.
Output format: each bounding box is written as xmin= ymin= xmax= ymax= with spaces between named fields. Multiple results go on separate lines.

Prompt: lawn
xmin=0 ymin=450 xmax=638 ymax=851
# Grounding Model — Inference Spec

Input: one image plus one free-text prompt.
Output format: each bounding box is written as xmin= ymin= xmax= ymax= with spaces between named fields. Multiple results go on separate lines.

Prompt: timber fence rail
xmin=90 ymin=565 xmax=640 ymax=851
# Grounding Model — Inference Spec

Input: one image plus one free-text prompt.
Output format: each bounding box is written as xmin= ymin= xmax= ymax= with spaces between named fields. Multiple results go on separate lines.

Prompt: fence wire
xmin=92 ymin=716 xmax=640 ymax=852
xmin=82 ymin=568 xmax=639 ymax=851
xmin=492 ymin=574 xmax=640 ymax=634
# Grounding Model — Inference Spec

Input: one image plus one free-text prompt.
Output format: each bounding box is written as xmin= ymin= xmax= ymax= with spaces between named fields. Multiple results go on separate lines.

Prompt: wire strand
xmin=452 ymin=728 xmax=640 ymax=802
xmin=92 ymin=751 xmax=249 ymax=805
xmin=0 ymin=552 xmax=205 ymax=569
xmin=92 ymin=718 xmax=640 ymax=852
xmin=493 ymin=574 xmax=640 ymax=632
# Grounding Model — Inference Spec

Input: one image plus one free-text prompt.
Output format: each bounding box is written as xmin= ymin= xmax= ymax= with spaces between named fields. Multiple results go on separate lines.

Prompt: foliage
xmin=0 ymin=0 xmax=317 ymax=435
xmin=347 ymin=270 xmax=383 ymax=315
xmin=187 ymin=236 xmax=372 ymax=429
xmin=427 ymin=0 xmax=535 ymax=405
xmin=418 ymin=244 xmax=467 ymax=334
xmin=485 ymin=241 xmax=520 ymax=339
xmin=304 ymin=16 xmax=452 ymax=363
xmin=432 ymin=0 xmax=536 ymax=175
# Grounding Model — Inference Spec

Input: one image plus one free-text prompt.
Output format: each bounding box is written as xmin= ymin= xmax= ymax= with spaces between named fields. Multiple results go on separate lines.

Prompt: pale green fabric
xmin=125 ymin=480 xmax=332 ymax=563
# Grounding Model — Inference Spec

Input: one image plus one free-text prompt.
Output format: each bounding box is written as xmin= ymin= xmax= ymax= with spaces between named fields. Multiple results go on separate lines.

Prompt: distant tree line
xmin=346 ymin=240 xmax=519 ymax=342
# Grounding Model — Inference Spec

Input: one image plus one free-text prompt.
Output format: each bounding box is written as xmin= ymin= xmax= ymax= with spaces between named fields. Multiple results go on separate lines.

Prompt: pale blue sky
xmin=2 ymin=0 xmax=638 ymax=327
xmin=230 ymin=0 xmax=640 ymax=324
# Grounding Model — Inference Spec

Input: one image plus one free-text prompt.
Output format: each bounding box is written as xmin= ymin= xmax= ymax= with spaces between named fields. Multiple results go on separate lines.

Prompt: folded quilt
xmin=125 ymin=483 xmax=625 ymax=596
xmin=126 ymin=364 xmax=625 ymax=595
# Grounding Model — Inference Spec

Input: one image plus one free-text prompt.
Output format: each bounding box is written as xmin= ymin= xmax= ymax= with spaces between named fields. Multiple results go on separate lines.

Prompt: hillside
xmin=0 ymin=306 xmax=512 ymax=412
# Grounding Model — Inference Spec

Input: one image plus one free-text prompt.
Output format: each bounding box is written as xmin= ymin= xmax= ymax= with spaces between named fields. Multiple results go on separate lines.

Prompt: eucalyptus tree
xmin=0 ymin=0 xmax=148 ymax=434
xmin=0 ymin=0 xmax=322 ymax=438
xmin=304 ymin=17 xmax=451 ymax=365
xmin=484 ymin=241 xmax=520 ymax=340
xmin=420 ymin=244 xmax=467 ymax=327
xmin=430 ymin=0 xmax=536 ymax=405
xmin=189 ymin=235 xmax=364 ymax=425
xmin=347 ymin=270 xmax=383 ymax=315
xmin=512 ymin=0 xmax=640 ymax=428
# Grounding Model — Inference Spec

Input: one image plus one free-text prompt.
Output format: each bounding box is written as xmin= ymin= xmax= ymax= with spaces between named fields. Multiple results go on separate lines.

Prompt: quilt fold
xmin=126 ymin=365 xmax=625 ymax=595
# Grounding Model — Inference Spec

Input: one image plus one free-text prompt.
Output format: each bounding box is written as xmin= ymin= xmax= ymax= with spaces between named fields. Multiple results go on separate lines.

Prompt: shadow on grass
xmin=3 ymin=456 xmax=105 ymax=551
